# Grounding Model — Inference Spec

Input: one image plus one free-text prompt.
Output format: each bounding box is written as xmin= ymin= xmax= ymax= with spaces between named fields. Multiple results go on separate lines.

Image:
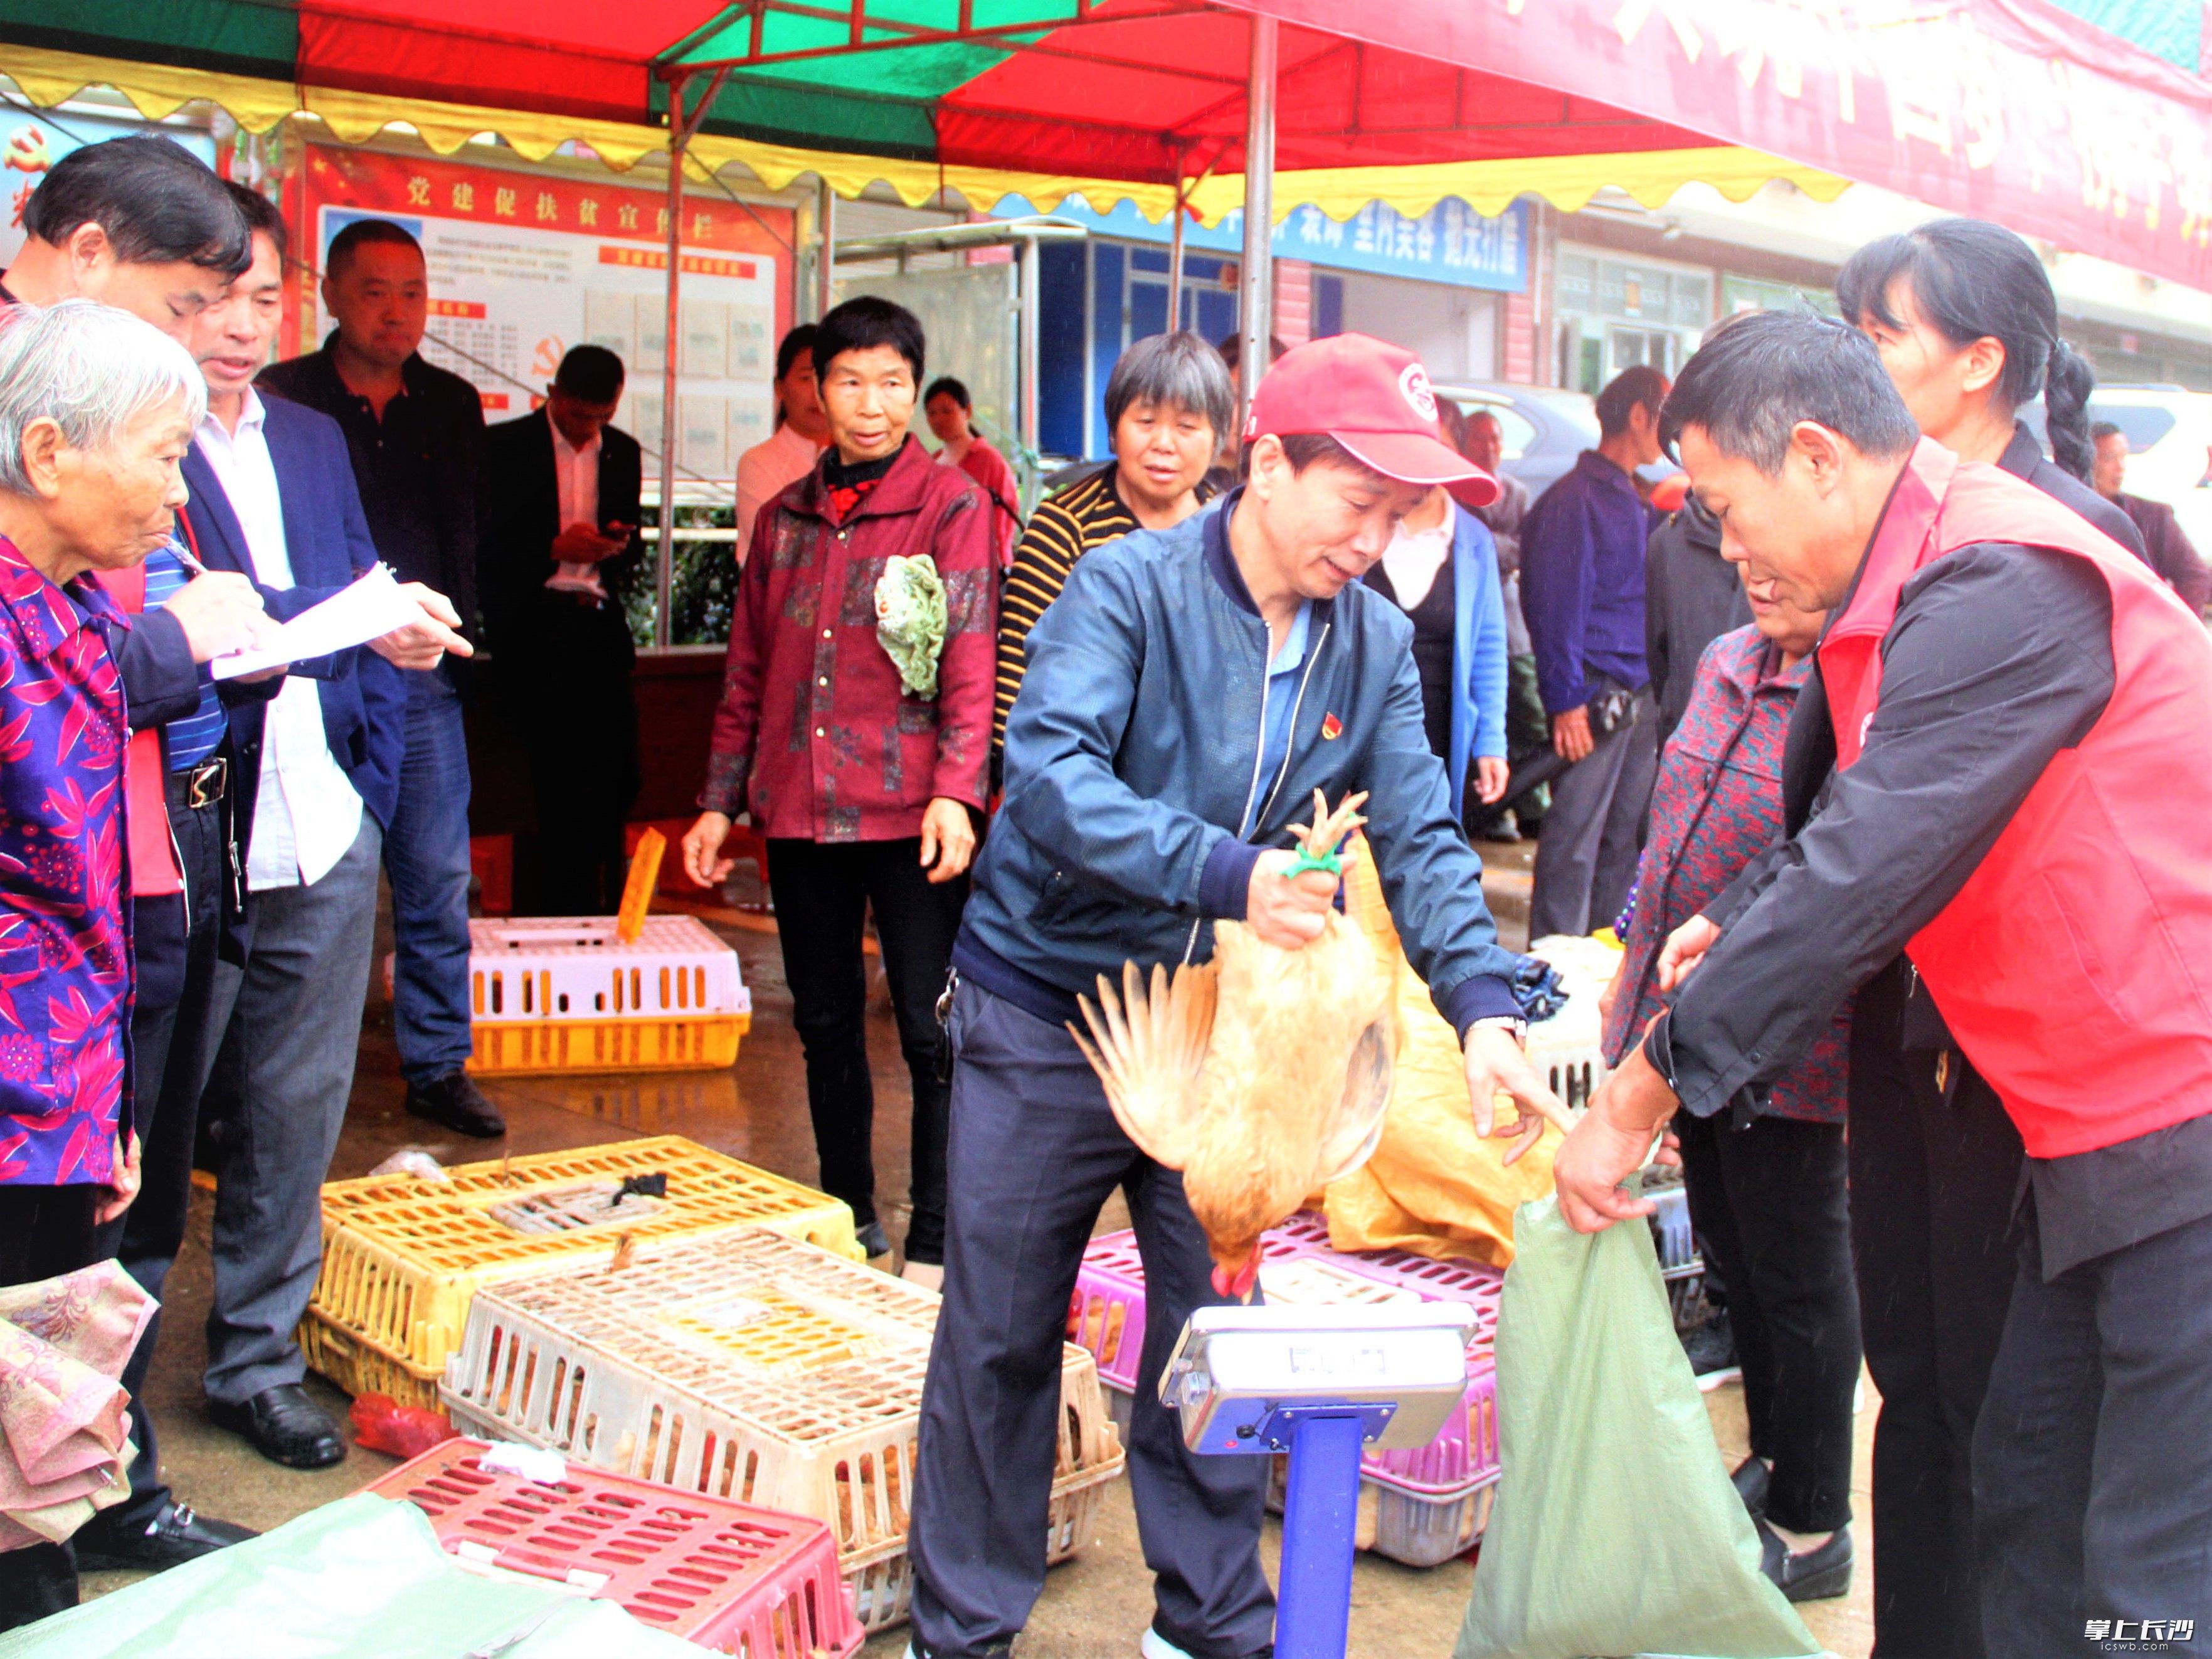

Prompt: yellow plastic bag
xmin=1321 ymin=845 xmax=1557 ymax=1266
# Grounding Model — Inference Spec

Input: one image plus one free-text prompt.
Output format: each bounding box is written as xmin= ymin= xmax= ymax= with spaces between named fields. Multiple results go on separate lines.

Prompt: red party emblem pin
xmin=1320 ymin=712 xmax=1343 ymax=740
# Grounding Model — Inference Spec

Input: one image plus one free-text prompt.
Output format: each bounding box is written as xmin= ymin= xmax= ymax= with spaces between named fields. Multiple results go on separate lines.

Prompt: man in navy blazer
xmin=82 ymin=189 xmax=470 ymax=1554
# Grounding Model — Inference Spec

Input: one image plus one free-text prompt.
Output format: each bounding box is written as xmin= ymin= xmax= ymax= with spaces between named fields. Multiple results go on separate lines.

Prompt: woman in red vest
xmin=1556 ymin=311 xmax=2212 ymax=1659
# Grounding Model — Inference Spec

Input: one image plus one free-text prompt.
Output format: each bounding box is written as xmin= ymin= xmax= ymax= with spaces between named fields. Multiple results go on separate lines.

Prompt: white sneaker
xmin=1140 ymin=1630 xmax=1197 ymax=1659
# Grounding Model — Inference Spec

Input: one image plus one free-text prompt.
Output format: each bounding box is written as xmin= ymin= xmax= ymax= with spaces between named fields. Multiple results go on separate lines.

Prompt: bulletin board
xmin=294 ymin=146 xmax=793 ymax=481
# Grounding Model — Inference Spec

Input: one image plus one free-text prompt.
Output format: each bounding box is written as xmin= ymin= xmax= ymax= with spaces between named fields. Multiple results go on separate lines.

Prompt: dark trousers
xmin=1976 ymin=1205 xmax=2212 ymax=1657
xmin=1850 ymin=960 xmax=2024 ymax=1659
xmin=1675 ymin=1108 xmax=1860 ymax=1534
xmin=386 ymin=670 xmax=474 ymax=1083
xmin=516 ymin=649 xmax=640 ymax=917
xmin=909 ymin=983 xmax=1273 ymax=1658
xmin=765 ymin=837 xmax=964 ymax=1263
xmin=83 ymin=782 xmax=230 ymax=1540
xmin=1527 ymin=681 xmax=1657 ymax=938
xmin=0 ymin=1182 xmax=102 ymax=1630
xmin=201 ymin=820 xmax=383 ymax=1403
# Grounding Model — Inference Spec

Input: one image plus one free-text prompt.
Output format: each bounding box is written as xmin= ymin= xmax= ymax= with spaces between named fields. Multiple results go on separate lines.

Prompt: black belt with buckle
xmin=175 ymin=755 xmax=228 ymax=810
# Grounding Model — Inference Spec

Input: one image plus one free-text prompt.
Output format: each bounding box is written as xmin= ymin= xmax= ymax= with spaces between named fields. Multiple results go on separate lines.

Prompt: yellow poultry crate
xmin=467 ymin=1011 xmax=749 ymax=1076
xmin=301 ymin=1137 xmax=862 ymax=1411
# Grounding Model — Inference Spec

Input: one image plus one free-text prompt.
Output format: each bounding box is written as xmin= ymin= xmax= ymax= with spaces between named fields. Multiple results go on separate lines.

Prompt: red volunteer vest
xmin=91 ymin=559 xmax=183 ymax=898
xmin=1821 ymin=438 xmax=2212 ymax=1158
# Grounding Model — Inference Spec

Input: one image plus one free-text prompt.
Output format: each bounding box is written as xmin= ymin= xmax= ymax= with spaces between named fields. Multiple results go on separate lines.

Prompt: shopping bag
xmin=1453 ymin=1189 xmax=1827 ymax=1659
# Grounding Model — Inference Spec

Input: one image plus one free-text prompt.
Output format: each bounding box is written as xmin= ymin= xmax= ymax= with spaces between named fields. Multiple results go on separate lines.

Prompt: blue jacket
xmin=955 ymin=492 xmax=1523 ymax=1035
xmin=1443 ymin=504 xmax=1510 ymax=814
xmin=1520 ymin=449 xmax=1651 ymax=714
xmin=180 ymin=393 xmax=408 ymax=853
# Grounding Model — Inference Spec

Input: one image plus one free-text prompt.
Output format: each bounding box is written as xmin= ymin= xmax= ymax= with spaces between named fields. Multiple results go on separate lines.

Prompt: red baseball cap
xmin=1244 ymin=333 xmax=1501 ymax=509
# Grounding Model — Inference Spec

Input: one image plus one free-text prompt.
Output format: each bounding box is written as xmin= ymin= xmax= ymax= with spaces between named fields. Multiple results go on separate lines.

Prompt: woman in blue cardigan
xmin=1360 ymin=465 xmax=1510 ymax=828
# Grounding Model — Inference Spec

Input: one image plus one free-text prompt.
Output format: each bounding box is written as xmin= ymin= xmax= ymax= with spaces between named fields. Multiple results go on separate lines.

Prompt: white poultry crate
xmin=1523 ymin=933 xmax=1621 ymax=1109
xmin=469 ymin=914 xmax=748 ymax=1022
xmin=463 ymin=914 xmax=753 ymax=1075
xmin=438 ymin=1227 xmax=1123 ymax=1633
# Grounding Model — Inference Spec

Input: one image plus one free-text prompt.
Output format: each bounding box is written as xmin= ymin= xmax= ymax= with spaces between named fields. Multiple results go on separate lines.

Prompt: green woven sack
xmin=1454 ymin=1189 xmax=1829 ymax=1659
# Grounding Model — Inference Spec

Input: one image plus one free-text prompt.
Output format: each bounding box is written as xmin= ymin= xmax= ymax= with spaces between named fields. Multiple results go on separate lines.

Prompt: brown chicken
xmin=1071 ymin=793 xmax=1402 ymax=1299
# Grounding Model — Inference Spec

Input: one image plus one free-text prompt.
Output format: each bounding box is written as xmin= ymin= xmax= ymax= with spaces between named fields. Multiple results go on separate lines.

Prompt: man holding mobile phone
xmin=480 ymin=344 xmax=646 ymax=914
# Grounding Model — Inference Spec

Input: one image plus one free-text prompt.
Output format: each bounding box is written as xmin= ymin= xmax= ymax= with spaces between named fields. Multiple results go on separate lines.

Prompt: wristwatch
xmin=1469 ymin=1014 xmax=1528 ymax=1044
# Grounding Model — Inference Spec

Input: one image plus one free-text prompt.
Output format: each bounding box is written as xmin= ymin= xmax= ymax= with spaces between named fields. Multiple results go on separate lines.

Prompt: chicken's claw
xmin=1288 ymin=789 xmax=1369 ymax=863
xmin=1490 ymin=1086 xmax=1579 ymax=1166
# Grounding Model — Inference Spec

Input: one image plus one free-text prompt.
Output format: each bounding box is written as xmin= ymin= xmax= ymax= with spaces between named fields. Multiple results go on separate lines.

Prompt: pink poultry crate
xmin=1069 ymin=1216 xmax=1506 ymax=1493
xmin=1067 ymin=1214 xmax=1335 ymax=1396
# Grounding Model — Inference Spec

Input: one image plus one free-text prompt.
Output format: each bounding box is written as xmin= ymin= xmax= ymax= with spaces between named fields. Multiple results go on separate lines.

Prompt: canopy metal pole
xmin=817 ymin=177 xmax=837 ymax=320
xmin=657 ymin=74 xmax=689 ymax=650
xmin=1167 ymin=173 xmax=1188 ymax=332
xmin=1237 ymin=14 xmax=1278 ymax=430
xmin=1020 ymin=231 xmax=1041 ymax=484
xmin=653 ymin=65 xmax=728 ymax=649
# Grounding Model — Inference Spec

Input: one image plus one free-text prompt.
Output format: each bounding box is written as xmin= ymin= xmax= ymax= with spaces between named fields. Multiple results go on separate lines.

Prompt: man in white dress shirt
xmin=480 ymin=346 xmax=646 ymax=914
xmin=113 ymin=184 xmax=462 ymax=1481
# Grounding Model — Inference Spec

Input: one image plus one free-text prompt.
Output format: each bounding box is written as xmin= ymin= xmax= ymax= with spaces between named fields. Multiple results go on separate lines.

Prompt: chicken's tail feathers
xmin=1069 ymin=960 xmax=1215 ymax=1170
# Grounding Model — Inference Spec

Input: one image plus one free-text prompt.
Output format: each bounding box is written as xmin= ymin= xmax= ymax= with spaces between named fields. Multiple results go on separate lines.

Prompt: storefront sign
xmin=297 ymin=147 xmax=792 ymax=479
xmin=1020 ymin=194 xmax=1530 ymax=293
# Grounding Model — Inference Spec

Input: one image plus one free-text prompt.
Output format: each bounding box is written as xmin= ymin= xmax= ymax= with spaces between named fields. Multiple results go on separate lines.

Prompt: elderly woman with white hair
xmin=0 ymin=298 xmax=209 ymax=1623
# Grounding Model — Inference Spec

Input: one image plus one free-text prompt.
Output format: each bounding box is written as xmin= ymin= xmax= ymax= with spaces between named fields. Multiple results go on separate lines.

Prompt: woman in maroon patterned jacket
xmin=682 ymin=298 xmax=993 ymax=1286
xmin=1601 ymin=584 xmax=1863 ymax=1604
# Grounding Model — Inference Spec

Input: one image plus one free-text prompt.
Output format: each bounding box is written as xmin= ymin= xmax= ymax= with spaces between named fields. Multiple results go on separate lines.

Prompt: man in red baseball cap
xmin=1236 ymin=334 xmax=1500 ymax=603
xmin=906 ymin=332 xmax=1556 ymax=1659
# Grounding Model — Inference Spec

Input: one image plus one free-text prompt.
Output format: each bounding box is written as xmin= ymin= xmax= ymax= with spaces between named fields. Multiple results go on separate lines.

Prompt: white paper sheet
xmin=208 ymin=564 xmax=422 ymax=681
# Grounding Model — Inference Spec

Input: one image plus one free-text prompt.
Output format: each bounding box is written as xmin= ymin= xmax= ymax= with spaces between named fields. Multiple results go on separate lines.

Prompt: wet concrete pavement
xmin=83 ymin=841 xmax=1875 ymax=1656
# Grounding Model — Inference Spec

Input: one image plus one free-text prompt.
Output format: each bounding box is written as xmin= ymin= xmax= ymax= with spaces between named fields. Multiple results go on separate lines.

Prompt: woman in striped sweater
xmin=993 ymin=331 xmax=1233 ymax=748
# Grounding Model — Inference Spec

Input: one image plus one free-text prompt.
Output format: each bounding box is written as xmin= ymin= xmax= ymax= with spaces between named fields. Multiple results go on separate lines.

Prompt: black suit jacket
xmin=479 ymin=408 xmax=644 ymax=681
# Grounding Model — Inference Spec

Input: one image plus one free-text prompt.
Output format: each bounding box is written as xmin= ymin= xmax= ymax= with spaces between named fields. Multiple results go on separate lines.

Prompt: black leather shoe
xmin=1756 ymin=1520 xmax=1853 ymax=1602
xmin=1732 ymin=1455 xmax=1772 ymax=1520
xmin=405 ymin=1071 xmax=505 ymax=1138
xmin=856 ymin=1221 xmax=892 ymax=1260
xmin=208 ymin=1384 xmax=347 ymax=1470
xmin=75 ymin=1498 xmax=257 ymax=1571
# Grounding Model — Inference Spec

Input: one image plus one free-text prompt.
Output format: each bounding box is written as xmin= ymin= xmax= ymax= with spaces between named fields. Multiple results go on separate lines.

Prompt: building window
xmin=1557 ymin=248 xmax=1714 ymax=393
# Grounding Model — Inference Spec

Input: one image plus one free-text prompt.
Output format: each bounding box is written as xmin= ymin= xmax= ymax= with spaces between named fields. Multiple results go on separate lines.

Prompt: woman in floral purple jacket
xmin=0 ymin=301 xmax=208 ymax=1288
xmin=1600 ymin=585 xmax=1864 ymax=1603
xmin=0 ymin=300 xmax=211 ymax=1627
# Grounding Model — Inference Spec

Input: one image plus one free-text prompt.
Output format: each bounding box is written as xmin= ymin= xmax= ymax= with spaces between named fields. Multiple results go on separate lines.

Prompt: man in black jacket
xmin=1644 ymin=492 xmax=1751 ymax=750
xmin=480 ymin=346 xmax=645 ymax=915
xmin=2092 ymin=421 xmax=2209 ymax=615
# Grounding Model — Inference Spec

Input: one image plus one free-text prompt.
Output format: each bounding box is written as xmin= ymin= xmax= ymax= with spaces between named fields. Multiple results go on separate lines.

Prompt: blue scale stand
xmin=1159 ymin=1303 xmax=1479 ymax=1657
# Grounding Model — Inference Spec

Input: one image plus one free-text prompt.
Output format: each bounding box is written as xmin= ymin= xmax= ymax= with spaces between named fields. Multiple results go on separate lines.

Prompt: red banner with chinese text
xmin=292 ymin=146 xmax=794 ymax=470
xmin=1235 ymin=0 xmax=2212 ymax=292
